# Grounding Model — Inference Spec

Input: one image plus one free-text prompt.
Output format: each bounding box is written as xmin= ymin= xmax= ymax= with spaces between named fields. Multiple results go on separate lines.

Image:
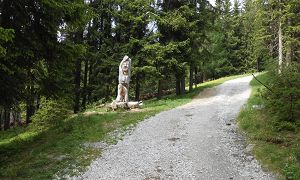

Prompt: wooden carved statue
xmin=116 ymin=55 xmax=131 ymax=103
xmin=110 ymin=55 xmax=141 ymax=110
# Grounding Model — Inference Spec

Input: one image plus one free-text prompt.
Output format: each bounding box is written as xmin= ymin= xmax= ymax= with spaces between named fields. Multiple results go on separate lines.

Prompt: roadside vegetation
xmin=1 ymin=0 xmax=299 ymax=179
xmin=238 ymin=71 xmax=300 ymax=179
xmin=0 ymin=74 xmax=245 ymax=179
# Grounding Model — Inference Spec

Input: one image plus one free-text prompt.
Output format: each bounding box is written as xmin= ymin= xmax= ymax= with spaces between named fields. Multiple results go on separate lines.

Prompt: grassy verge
xmin=237 ymin=73 xmax=300 ymax=180
xmin=0 ymin=74 xmax=247 ymax=179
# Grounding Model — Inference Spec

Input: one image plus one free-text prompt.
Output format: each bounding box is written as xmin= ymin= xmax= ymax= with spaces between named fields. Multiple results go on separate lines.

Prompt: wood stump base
xmin=110 ymin=101 xmax=142 ymax=111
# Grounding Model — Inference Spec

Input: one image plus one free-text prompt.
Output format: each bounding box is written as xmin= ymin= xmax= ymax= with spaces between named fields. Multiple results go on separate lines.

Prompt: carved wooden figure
xmin=116 ymin=55 xmax=131 ymax=103
xmin=110 ymin=55 xmax=142 ymax=110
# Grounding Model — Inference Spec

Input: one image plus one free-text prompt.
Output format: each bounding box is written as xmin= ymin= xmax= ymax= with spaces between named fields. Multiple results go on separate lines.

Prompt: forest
xmin=0 ymin=0 xmax=299 ymax=129
xmin=0 ymin=0 xmax=299 ymax=178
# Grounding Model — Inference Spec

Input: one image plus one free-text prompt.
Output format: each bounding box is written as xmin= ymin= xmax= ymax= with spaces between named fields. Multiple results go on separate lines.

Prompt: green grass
xmin=0 ymin=74 xmax=247 ymax=179
xmin=238 ymin=73 xmax=300 ymax=180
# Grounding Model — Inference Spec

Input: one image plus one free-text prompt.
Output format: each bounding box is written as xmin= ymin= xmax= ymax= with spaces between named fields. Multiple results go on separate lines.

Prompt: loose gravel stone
xmin=72 ymin=76 xmax=275 ymax=180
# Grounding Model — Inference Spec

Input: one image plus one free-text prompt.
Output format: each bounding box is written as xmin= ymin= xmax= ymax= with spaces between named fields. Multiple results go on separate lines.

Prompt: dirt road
xmin=77 ymin=76 xmax=275 ymax=180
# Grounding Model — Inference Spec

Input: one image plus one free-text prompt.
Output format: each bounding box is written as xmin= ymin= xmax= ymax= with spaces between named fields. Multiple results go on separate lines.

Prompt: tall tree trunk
xmin=0 ymin=108 xmax=3 ymax=130
xmin=26 ymin=98 xmax=35 ymax=125
xmin=87 ymin=61 xmax=93 ymax=103
xmin=278 ymin=2 xmax=283 ymax=74
xmin=26 ymin=85 xmax=35 ymax=125
xmin=180 ymin=78 xmax=185 ymax=95
xmin=135 ymin=72 xmax=141 ymax=101
xmin=189 ymin=64 xmax=194 ymax=92
xmin=278 ymin=21 xmax=283 ymax=73
xmin=176 ymin=77 xmax=181 ymax=96
xmin=73 ymin=30 xmax=84 ymax=113
xmin=157 ymin=79 xmax=163 ymax=100
xmin=194 ymin=66 xmax=198 ymax=87
xmin=202 ymin=71 xmax=206 ymax=82
xmin=3 ymin=106 xmax=10 ymax=130
xmin=12 ymin=107 xmax=21 ymax=126
xmin=36 ymin=94 xmax=40 ymax=110
xmin=74 ymin=58 xmax=81 ymax=113
xmin=105 ymin=84 xmax=110 ymax=100
xmin=25 ymin=69 xmax=35 ymax=124
xmin=257 ymin=58 xmax=261 ymax=72
xmin=81 ymin=58 xmax=89 ymax=110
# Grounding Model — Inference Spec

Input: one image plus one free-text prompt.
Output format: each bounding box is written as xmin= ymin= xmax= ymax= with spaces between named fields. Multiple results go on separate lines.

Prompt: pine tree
xmin=282 ymin=0 xmax=300 ymax=64
xmin=156 ymin=0 xmax=213 ymax=95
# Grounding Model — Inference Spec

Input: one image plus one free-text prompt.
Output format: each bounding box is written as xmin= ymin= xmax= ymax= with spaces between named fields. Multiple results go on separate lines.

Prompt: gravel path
xmin=76 ymin=76 xmax=275 ymax=180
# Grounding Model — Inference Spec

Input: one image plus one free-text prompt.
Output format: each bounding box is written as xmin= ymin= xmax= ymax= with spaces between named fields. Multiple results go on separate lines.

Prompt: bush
xmin=31 ymin=98 xmax=70 ymax=130
xmin=263 ymin=63 xmax=300 ymax=130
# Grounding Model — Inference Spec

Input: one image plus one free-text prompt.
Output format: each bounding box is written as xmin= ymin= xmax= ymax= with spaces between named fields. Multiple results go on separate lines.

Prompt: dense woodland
xmin=0 ymin=0 xmax=299 ymax=130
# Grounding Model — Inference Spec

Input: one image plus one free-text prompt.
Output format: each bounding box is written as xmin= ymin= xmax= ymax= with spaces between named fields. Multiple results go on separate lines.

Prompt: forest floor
xmin=73 ymin=76 xmax=275 ymax=179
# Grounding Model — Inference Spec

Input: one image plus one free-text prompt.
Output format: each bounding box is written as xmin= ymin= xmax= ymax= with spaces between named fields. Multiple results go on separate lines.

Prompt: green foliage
xmin=239 ymin=0 xmax=300 ymax=127
xmin=238 ymin=73 xmax=300 ymax=179
xmin=0 ymin=0 xmax=89 ymax=117
xmin=0 ymin=27 xmax=14 ymax=57
xmin=263 ymin=64 xmax=300 ymax=125
xmin=282 ymin=0 xmax=300 ymax=63
xmin=0 ymin=0 xmax=298 ymax=176
xmin=206 ymin=0 xmax=257 ymax=79
xmin=253 ymin=0 xmax=274 ymax=69
xmin=31 ymin=98 xmax=71 ymax=130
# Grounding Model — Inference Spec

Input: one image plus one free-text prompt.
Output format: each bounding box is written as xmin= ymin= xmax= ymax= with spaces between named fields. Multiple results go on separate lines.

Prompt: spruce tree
xmin=0 ymin=0 xmax=89 ymax=122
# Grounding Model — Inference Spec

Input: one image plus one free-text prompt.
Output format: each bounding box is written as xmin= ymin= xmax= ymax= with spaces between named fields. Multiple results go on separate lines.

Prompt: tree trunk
xmin=81 ymin=58 xmax=89 ymax=110
xmin=135 ymin=72 xmax=141 ymax=101
xmin=157 ymin=79 xmax=163 ymax=100
xmin=87 ymin=61 xmax=93 ymax=103
xmin=202 ymin=71 xmax=206 ymax=82
xmin=176 ymin=77 xmax=181 ymax=96
xmin=256 ymin=58 xmax=261 ymax=72
xmin=36 ymin=95 xmax=40 ymax=110
xmin=74 ymin=58 xmax=82 ymax=113
xmin=26 ymin=98 xmax=35 ymax=125
xmin=285 ymin=43 xmax=292 ymax=66
xmin=278 ymin=5 xmax=283 ymax=74
xmin=26 ymin=85 xmax=35 ymax=125
xmin=189 ymin=64 xmax=194 ymax=92
xmin=0 ymin=108 xmax=3 ymax=130
xmin=12 ymin=109 xmax=21 ymax=126
xmin=105 ymin=84 xmax=110 ymax=100
xmin=3 ymin=107 xmax=10 ymax=130
xmin=194 ymin=66 xmax=198 ymax=87
xmin=180 ymin=78 xmax=185 ymax=95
